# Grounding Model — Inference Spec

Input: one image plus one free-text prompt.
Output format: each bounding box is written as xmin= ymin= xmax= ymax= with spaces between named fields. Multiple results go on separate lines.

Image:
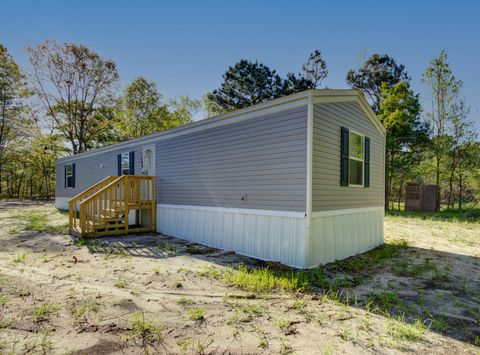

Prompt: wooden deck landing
xmin=68 ymin=176 xmax=156 ymax=238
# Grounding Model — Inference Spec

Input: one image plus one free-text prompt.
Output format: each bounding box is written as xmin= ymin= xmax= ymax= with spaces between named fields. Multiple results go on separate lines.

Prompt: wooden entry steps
xmin=68 ymin=175 xmax=156 ymax=238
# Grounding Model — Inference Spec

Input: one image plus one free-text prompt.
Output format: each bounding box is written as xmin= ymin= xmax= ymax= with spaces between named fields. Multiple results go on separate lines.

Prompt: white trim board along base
xmin=156 ymin=204 xmax=384 ymax=269
xmin=55 ymin=197 xmax=69 ymax=210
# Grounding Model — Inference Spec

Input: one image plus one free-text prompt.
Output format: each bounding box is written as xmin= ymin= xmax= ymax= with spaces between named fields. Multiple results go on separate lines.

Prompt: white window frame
xmin=66 ymin=163 xmax=74 ymax=188
xmin=142 ymin=145 xmax=156 ymax=176
xmin=121 ymin=152 xmax=130 ymax=175
xmin=348 ymin=129 xmax=365 ymax=188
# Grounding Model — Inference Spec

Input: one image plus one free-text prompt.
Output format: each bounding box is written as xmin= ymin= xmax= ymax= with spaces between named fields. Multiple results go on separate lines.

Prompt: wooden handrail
xmin=68 ymin=175 xmax=118 ymax=232
xmin=73 ymin=175 xmax=155 ymax=237
xmin=68 ymin=175 xmax=117 ymax=205
xmin=80 ymin=176 xmax=124 ymax=206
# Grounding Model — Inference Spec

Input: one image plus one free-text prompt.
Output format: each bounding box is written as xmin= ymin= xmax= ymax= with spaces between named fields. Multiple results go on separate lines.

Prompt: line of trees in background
xmin=1 ymin=41 xmax=479 ymax=210
xmin=0 ymin=41 xmax=201 ymax=199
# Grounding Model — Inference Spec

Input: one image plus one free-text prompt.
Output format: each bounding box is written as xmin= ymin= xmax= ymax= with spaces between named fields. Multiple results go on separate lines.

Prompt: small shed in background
xmin=405 ymin=183 xmax=439 ymax=212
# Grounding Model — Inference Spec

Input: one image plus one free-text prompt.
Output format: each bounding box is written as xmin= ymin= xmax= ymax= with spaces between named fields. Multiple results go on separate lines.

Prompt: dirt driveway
xmin=0 ymin=200 xmax=479 ymax=354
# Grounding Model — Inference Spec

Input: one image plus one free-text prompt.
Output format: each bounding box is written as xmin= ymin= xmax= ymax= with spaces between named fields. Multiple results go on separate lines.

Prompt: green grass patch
xmin=114 ymin=279 xmax=129 ymax=288
xmin=387 ymin=315 xmax=426 ymax=341
xmin=187 ymin=306 xmax=206 ymax=321
xmin=177 ymin=297 xmax=193 ymax=306
xmin=367 ymin=289 xmax=401 ymax=314
xmin=0 ymin=295 xmax=9 ymax=306
xmin=129 ymin=312 xmax=162 ymax=347
xmin=332 ymin=239 xmax=408 ymax=276
xmin=32 ymin=303 xmax=60 ymax=321
xmin=23 ymin=210 xmax=68 ymax=234
xmin=386 ymin=208 xmax=480 ymax=223
xmin=216 ymin=264 xmax=334 ymax=293
xmin=69 ymin=298 xmax=98 ymax=322
xmin=196 ymin=241 xmax=408 ymax=295
xmin=13 ymin=252 xmax=27 ymax=264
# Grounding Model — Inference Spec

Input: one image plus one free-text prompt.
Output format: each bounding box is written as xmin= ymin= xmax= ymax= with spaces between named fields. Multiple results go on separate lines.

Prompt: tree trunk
xmin=44 ymin=172 xmax=50 ymax=200
xmin=384 ymin=173 xmax=389 ymax=211
xmin=398 ymin=176 xmax=404 ymax=211
xmin=447 ymin=176 xmax=453 ymax=210
xmin=458 ymin=165 xmax=463 ymax=210
xmin=436 ymin=153 xmax=441 ymax=211
xmin=385 ymin=153 xmax=393 ymax=211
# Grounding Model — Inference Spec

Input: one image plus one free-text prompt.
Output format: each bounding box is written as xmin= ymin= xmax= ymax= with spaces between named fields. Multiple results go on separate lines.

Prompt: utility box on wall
xmin=405 ymin=183 xmax=439 ymax=212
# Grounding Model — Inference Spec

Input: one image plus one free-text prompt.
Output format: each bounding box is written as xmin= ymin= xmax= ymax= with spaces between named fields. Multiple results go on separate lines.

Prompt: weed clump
xmin=187 ymin=306 xmax=206 ymax=321
xmin=129 ymin=312 xmax=162 ymax=349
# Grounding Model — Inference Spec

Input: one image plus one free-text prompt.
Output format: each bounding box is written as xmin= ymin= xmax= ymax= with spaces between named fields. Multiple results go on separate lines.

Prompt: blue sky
xmin=1 ymin=0 xmax=479 ymax=128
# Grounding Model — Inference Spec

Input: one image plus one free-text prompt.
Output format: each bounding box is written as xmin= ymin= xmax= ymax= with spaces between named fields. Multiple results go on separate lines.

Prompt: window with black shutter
xmin=118 ymin=151 xmax=135 ymax=175
xmin=340 ymin=128 xmax=370 ymax=188
xmin=66 ymin=163 xmax=75 ymax=188
xmin=364 ymin=137 xmax=370 ymax=187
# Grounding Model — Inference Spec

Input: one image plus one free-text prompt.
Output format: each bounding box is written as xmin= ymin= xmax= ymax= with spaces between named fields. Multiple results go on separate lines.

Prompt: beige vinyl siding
xmin=312 ymin=102 xmax=384 ymax=211
xmin=156 ymin=106 xmax=308 ymax=212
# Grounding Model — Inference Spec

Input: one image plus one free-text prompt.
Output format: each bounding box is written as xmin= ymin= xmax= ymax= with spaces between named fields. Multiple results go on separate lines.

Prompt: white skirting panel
xmin=306 ymin=206 xmax=384 ymax=268
xmin=55 ymin=196 xmax=69 ymax=210
xmin=156 ymin=204 xmax=308 ymax=268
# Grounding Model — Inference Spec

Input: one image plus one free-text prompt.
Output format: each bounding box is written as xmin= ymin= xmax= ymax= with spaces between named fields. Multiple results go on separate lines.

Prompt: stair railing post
xmin=80 ymin=203 xmax=86 ymax=237
xmin=68 ymin=201 xmax=73 ymax=233
xmin=150 ymin=177 xmax=155 ymax=232
xmin=124 ymin=176 xmax=129 ymax=234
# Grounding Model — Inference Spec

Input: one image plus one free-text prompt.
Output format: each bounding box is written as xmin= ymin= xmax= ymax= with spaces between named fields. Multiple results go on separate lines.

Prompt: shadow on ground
xmin=2 ymin=199 xmax=479 ymax=346
xmin=68 ymin=231 xmax=480 ymax=345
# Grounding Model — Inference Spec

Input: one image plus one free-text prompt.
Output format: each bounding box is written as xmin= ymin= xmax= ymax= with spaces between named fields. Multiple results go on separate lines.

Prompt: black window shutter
xmin=340 ymin=127 xmax=349 ymax=186
xmin=117 ymin=154 xmax=122 ymax=176
xmin=72 ymin=163 xmax=76 ymax=188
xmin=64 ymin=165 xmax=67 ymax=188
xmin=129 ymin=151 xmax=135 ymax=175
xmin=364 ymin=137 xmax=370 ymax=187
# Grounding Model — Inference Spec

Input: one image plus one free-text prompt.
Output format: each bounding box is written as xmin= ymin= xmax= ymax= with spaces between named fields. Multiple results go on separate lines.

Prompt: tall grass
xmin=386 ymin=208 xmax=480 ymax=223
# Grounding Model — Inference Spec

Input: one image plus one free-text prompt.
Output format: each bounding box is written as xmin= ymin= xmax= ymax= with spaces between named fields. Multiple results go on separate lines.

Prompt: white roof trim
xmin=57 ymin=89 xmax=384 ymax=163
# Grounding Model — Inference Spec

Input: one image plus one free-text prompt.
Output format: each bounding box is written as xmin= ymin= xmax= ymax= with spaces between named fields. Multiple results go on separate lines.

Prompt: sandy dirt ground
xmin=0 ymin=200 xmax=479 ymax=354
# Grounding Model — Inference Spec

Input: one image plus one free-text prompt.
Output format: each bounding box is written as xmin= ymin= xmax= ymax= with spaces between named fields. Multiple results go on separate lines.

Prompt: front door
xmin=142 ymin=146 xmax=155 ymax=176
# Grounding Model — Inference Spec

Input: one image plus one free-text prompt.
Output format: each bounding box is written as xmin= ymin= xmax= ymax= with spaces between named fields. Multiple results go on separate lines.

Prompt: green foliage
xmin=129 ymin=312 xmax=163 ymax=347
xmin=32 ymin=303 xmax=60 ymax=321
xmin=24 ymin=210 xmax=68 ymax=233
xmin=177 ymin=297 xmax=193 ymax=306
xmin=187 ymin=306 xmax=206 ymax=321
xmin=386 ymin=208 xmax=480 ymax=223
xmin=367 ymin=289 xmax=400 ymax=314
xmin=28 ymin=40 xmax=119 ymax=154
xmin=0 ymin=44 xmax=31 ymax=198
xmin=114 ymin=279 xmax=128 ymax=288
xmin=206 ymin=59 xmax=284 ymax=113
xmin=13 ymin=252 xmax=26 ymax=264
xmin=196 ymin=240 xmax=409 ymax=297
xmin=387 ymin=315 xmax=426 ymax=341
xmin=206 ymin=50 xmax=328 ymax=113
xmin=113 ymin=77 xmax=200 ymax=141
xmin=70 ymin=298 xmax=98 ymax=322
xmin=0 ymin=295 xmax=9 ymax=306
xmin=302 ymin=49 xmax=328 ymax=88
xmin=378 ymin=80 xmax=430 ymax=209
xmin=346 ymin=53 xmax=409 ymax=112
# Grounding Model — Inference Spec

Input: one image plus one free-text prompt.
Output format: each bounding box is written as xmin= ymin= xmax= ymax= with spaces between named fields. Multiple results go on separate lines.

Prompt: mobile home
xmin=56 ymin=89 xmax=385 ymax=269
